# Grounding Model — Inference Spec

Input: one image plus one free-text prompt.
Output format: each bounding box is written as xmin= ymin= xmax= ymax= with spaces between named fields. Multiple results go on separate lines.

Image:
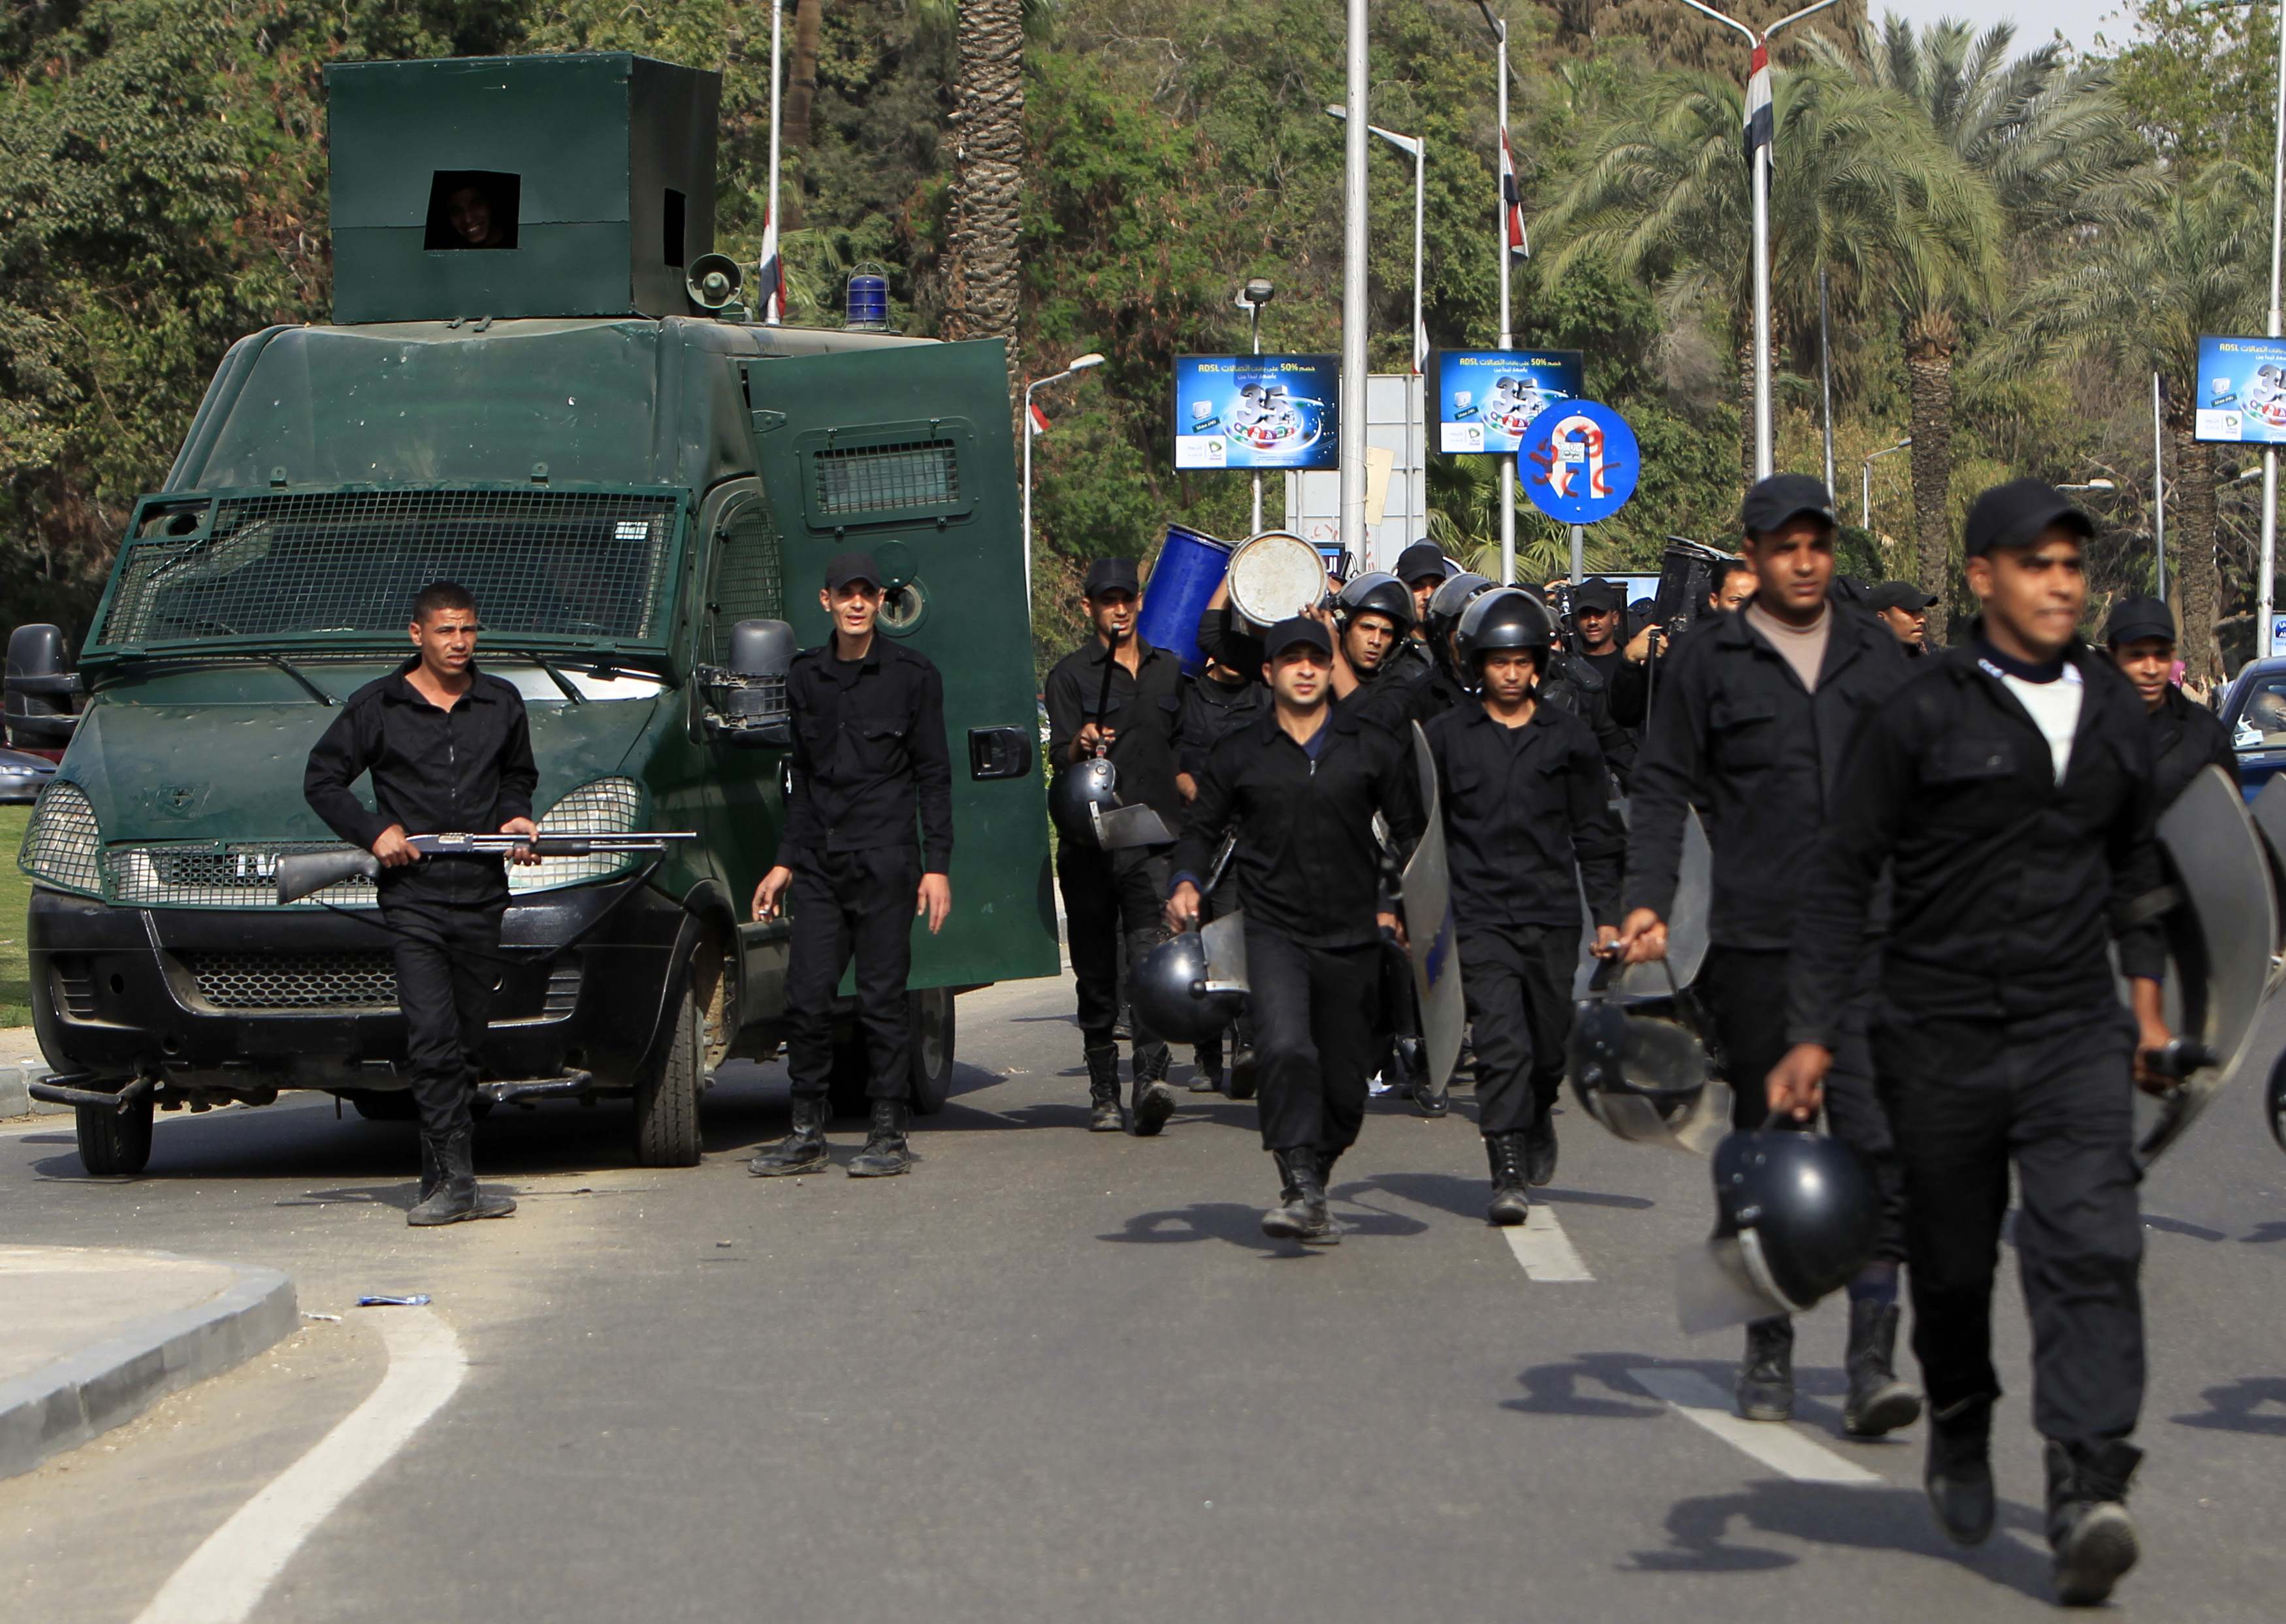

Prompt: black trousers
xmin=1247 ymin=924 xmax=1380 ymax=1154
xmin=1876 ymin=1001 xmax=2144 ymax=1448
xmin=784 ymin=846 xmax=918 ymax=1103
xmin=383 ymin=897 xmax=506 ymax=1143
xmin=1458 ymin=923 xmax=1578 ymax=1137
xmin=1057 ymin=842 xmax=1170 ymax=1066
xmin=1698 ymin=944 xmax=1905 ymax=1267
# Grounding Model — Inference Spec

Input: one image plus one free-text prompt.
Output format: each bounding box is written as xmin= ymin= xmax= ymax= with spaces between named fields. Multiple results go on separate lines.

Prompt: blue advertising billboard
xmin=1431 ymin=349 xmax=1585 ymax=454
xmin=1171 ymin=354 xmax=1340 ymax=470
xmin=2196 ymin=334 xmax=2286 ymax=444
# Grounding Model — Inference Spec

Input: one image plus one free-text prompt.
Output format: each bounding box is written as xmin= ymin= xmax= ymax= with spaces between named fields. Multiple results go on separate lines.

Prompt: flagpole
xmin=765 ymin=0 xmax=784 ymax=325
xmin=1339 ymin=0 xmax=1370 ymax=568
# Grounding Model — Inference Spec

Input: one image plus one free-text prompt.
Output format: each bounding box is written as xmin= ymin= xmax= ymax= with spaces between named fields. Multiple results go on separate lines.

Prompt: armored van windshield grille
xmin=813 ymin=439 xmax=959 ymax=516
xmin=89 ymin=489 xmax=681 ymax=650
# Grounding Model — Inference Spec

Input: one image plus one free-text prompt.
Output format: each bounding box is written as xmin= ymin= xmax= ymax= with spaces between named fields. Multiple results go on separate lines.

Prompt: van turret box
xmin=327 ymin=54 xmax=720 ymax=324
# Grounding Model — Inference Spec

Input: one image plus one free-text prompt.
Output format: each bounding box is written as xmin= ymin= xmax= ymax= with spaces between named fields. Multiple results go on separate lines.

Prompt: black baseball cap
xmin=1263 ymin=617 xmax=1332 ymax=661
xmin=1963 ymin=478 xmax=2093 ymax=558
xmin=824 ymin=550 xmax=882 ymax=591
xmin=1084 ymin=556 xmax=1140 ymax=597
xmin=1394 ymin=542 xmax=1447 ymax=585
xmin=1741 ymin=473 xmax=1838 ymax=535
xmin=1867 ymin=580 xmax=1937 ymax=615
xmin=2103 ymin=594 xmax=2175 ymax=648
xmin=1573 ymin=578 xmax=1623 ymax=613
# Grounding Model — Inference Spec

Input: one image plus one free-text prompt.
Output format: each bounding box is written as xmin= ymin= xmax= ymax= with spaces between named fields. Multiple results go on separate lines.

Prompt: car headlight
xmin=509 ymin=776 xmax=645 ymax=894
xmin=18 ymin=780 xmax=103 ymax=896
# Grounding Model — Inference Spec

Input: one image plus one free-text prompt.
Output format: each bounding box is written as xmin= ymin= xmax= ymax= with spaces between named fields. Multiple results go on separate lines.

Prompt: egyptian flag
xmin=1499 ymin=126 xmax=1528 ymax=262
xmin=1744 ymin=37 xmax=1774 ymax=173
xmin=757 ymin=210 xmax=788 ymax=325
xmin=1028 ymin=400 xmax=1051 ymax=436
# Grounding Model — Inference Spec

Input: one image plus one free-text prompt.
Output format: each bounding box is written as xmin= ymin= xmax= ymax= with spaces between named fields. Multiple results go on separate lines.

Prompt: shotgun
xmin=275 ymin=833 xmax=696 ymax=905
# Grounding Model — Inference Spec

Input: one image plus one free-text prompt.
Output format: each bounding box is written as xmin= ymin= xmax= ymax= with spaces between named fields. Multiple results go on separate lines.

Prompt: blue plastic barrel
xmin=846 ymin=272 xmax=890 ymax=330
xmin=1137 ymin=524 xmax=1235 ymax=675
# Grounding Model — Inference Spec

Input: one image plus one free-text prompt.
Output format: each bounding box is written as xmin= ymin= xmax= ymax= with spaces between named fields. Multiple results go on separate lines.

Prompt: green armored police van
xmin=8 ymin=54 xmax=1057 ymax=1175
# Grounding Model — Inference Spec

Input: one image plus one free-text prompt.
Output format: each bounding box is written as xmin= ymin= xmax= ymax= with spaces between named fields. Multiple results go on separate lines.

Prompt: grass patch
xmin=1 ymin=804 xmax=31 ymax=1029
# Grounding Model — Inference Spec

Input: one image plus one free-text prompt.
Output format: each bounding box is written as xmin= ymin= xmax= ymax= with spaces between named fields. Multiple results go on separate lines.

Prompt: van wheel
xmin=76 ymin=1096 xmax=154 ymax=1176
xmin=632 ymin=975 xmax=704 ymax=1167
xmin=827 ymin=1021 xmax=871 ymax=1121
xmin=908 ymin=987 xmax=956 ymax=1116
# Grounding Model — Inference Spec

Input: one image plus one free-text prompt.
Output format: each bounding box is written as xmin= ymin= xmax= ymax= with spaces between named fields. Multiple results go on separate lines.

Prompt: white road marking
xmin=135 ymin=1307 xmax=468 ymax=1624
xmin=1502 ymin=1205 xmax=1594 ymax=1281
xmin=1628 ymin=1366 xmax=1880 ymax=1486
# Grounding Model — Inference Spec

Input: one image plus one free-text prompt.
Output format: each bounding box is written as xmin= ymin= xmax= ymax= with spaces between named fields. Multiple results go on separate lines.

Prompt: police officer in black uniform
xmin=304 ymin=581 xmax=534 ymax=1227
xmin=1046 ymin=558 xmax=1186 ymax=1134
xmin=1426 ymin=590 xmax=1623 ymax=1221
xmin=749 ymin=550 xmax=954 ymax=1179
xmin=1325 ymin=571 xmax=1423 ymax=731
xmin=1394 ymin=541 xmax=1450 ymax=672
xmin=1166 ymin=618 xmax=1423 ymax=1244
xmin=1869 ymin=581 xmax=1939 ymax=656
xmin=1614 ymin=475 xmax=1919 ymax=1436
xmin=1175 ymin=628 xmax=1266 ymax=1095
xmin=1773 ymin=480 xmax=2173 ymax=1608
xmin=2104 ymin=595 xmax=2233 ymax=810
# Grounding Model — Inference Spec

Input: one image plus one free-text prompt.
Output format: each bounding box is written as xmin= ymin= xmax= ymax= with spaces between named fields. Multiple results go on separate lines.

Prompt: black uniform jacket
xmin=304 ymin=659 xmax=537 ymax=906
xmin=2146 ymin=684 xmax=2236 ymax=810
xmin=1178 ymin=670 xmax=1266 ymax=781
xmin=1626 ymin=602 xmax=1909 ymax=951
xmin=1786 ymin=635 xmax=2168 ymax=1047
xmin=1426 ymin=699 xmax=1624 ymax=932
xmin=1336 ymin=656 xmax=1430 ymax=737
xmin=1171 ymin=707 xmax=1425 ymax=949
xmin=780 ymin=637 xmax=954 ymax=874
xmin=1045 ymin=635 xmax=1185 ymax=824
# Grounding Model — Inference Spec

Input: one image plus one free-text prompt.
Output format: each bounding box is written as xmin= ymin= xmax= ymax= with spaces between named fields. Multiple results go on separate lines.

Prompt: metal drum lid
xmin=1225 ymin=530 xmax=1329 ymax=628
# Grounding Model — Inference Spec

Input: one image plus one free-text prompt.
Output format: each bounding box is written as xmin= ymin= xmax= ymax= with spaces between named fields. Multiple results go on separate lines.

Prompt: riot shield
xmin=2138 ymin=765 xmax=2278 ymax=1166
xmin=1573 ymin=806 xmax=1712 ymax=998
xmin=1198 ymin=910 xmax=1249 ymax=996
xmin=1089 ymin=801 xmax=1178 ymax=850
xmin=1406 ymin=724 xmax=1466 ymax=1097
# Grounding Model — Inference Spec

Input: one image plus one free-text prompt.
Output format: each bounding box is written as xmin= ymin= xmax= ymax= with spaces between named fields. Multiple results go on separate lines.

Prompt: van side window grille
xmin=704 ymin=500 xmax=786 ymax=667
xmin=813 ymin=439 xmax=959 ymax=517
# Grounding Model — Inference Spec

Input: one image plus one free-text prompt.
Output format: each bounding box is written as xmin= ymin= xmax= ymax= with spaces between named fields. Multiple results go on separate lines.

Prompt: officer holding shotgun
xmin=304 ymin=581 xmax=535 ymax=1227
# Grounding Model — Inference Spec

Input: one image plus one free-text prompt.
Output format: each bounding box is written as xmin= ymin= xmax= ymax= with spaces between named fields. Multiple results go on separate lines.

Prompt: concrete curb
xmin=0 ymin=1255 xmax=298 ymax=1479
xmin=1 ymin=1060 xmax=70 ymax=1118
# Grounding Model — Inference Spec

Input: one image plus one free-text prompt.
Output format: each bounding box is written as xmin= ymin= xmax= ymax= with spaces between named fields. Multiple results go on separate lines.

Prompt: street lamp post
xmin=1020 ymin=353 xmax=1105 ymax=606
xmin=2264 ymin=0 xmax=2285 ymax=654
xmin=1236 ymin=278 xmax=1277 ymax=534
xmin=1338 ymin=0 xmax=1370 ymax=566
xmin=1679 ymin=0 xmax=1841 ymax=483
xmin=1327 ymin=106 xmax=1426 ymax=572
xmin=1861 ymin=437 xmax=1910 ymax=530
xmin=1475 ymin=0 xmax=1518 ymax=583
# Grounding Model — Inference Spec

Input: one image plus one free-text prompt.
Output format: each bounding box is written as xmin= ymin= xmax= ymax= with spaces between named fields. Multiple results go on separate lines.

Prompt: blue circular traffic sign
xmin=1521 ymin=399 xmax=1639 ymax=526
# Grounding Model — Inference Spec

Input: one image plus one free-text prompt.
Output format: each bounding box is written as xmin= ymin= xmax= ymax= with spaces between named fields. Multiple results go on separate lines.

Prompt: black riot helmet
xmin=1426 ymin=571 xmax=1494 ymax=677
xmin=1455 ymin=587 xmax=1555 ymax=673
xmin=1336 ymin=571 xmax=1415 ymax=635
xmin=1130 ymin=930 xmax=1245 ymax=1047
xmin=1566 ymin=957 xmax=1723 ymax=1151
xmin=1708 ymin=1130 xmax=1879 ymax=1315
xmin=1048 ymin=756 xmax=1119 ymax=838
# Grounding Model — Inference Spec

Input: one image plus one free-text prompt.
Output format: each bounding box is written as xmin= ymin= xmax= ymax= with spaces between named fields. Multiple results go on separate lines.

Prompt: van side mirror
xmin=703 ymin=618 xmax=796 ymax=747
xmin=5 ymin=623 xmax=82 ymax=750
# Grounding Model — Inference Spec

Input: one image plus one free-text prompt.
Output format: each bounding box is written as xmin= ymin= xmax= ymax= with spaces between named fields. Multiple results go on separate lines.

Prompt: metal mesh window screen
xmin=20 ymin=782 xmax=103 ymax=894
xmin=813 ymin=440 xmax=959 ymax=515
xmin=91 ymin=489 xmax=681 ymax=649
xmin=511 ymin=776 xmax=643 ymax=893
xmin=703 ymin=500 xmax=786 ymax=665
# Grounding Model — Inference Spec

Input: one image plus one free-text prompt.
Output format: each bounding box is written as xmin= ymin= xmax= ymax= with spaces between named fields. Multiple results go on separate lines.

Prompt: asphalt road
xmin=3 ymin=966 xmax=2284 ymax=1623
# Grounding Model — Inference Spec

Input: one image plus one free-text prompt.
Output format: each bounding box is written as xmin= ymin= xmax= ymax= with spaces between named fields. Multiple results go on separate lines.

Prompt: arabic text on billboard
xmin=1431 ymin=349 xmax=1585 ymax=455
xmin=2195 ymin=335 xmax=2286 ymax=445
xmin=1171 ymin=355 xmax=1340 ymax=470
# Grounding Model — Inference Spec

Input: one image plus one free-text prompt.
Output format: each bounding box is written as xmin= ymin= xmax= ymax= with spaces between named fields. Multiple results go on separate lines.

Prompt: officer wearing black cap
xmin=1046 ymin=556 xmax=1187 ymax=1134
xmin=1174 ymin=637 xmax=1265 ymax=1094
xmin=1614 ymin=472 xmax=1918 ymax=1434
xmin=1393 ymin=541 xmax=1449 ymax=672
xmin=1869 ymin=581 xmax=1938 ymax=655
xmin=750 ymin=550 xmax=954 ymax=1180
xmin=1773 ymin=477 xmax=2174 ymax=1607
xmin=1165 ymin=616 xmax=1424 ymax=1245
xmin=1568 ymin=577 xmax=1648 ymax=761
xmin=2104 ymin=594 xmax=2232 ymax=810
xmin=1427 ymin=588 xmax=1622 ymax=1221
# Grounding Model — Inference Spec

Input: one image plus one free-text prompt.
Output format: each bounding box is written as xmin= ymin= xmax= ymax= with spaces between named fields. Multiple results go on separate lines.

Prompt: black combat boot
xmin=1261 ymin=1149 xmax=1338 ymax=1244
xmin=1485 ymin=1133 xmax=1531 ymax=1226
xmin=846 ymin=1099 xmax=914 ymax=1177
xmin=1084 ymin=1044 xmax=1123 ymax=1132
xmin=1735 ymin=1316 xmax=1795 ymax=1421
xmin=1190 ymin=1036 xmax=1225 ymax=1093
xmin=419 ymin=1134 xmax=443 ymax=1205
xmin=1130 ymin=1045 xmax=1178 ymax=1137
xmin=2046 ymin=1438 xmax=2141 ymax=1606
xmin=1522 ymin=1098 xmax=1558 ymax=1186
xmin=749 ymin=1096 xmax=831 ymax=1177
xmin=1841 ymin=1296 xmax=1923 ymax=1438
xmin=1924 ymin=1394 xmax=1997 ymax=1546
xmin=1226 ymin=1042 xmax=1259 ymax=1100
xmin=406 ymin=1128 xmax=517 ymax=1226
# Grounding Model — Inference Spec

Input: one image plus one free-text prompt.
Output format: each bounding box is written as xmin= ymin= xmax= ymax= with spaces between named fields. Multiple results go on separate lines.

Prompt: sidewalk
xmin=0 ymin=1245 xmax=297 ymax=1478
xmin=1 ymin=1055 xmax=67 ymax=1118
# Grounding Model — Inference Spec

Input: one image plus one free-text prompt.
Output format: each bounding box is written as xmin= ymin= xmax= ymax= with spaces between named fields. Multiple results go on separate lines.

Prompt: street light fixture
xmin=1236 ymin=279 xmax=1276 ymax=533
xmin=1327 ymin=104 xmax=1427 ymax=569
xmin=2059 ymin=479 xmax=2118 ymax=492
xmin=1861 ymin=438 xmax=1910 ymax=529
xmin=1021 ymin=353 xmax=1106 ymax=605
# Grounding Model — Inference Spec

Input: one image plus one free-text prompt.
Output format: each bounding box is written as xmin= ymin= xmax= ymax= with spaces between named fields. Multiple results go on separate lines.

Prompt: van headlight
xmin=18 ymin=781 xmax=103 ymax=897
xmin=509 ymin=776 xmax=646 ymax=894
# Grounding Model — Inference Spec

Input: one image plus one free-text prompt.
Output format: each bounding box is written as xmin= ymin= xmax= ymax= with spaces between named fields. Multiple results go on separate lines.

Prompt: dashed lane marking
xmin=135 ymin=1305 xmax=468 ymax=1624
xmin=1628 ymin=1366 xmax=1880 ymax=1485
xmin=1502 ymin=1204 xmax=1594 ymax=1281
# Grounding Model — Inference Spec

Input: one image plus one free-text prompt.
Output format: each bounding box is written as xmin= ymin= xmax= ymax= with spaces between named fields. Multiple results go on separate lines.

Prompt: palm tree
xmin=1811 ymin=15 xmax=2153 ymax=632
xmin=784 ymin=0 xmax=822 ymax=153
xmin=942 ymin=0 xmax=1025 ymax=367
xmin=2003 ymin=163 xmax=2266 ymax=681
